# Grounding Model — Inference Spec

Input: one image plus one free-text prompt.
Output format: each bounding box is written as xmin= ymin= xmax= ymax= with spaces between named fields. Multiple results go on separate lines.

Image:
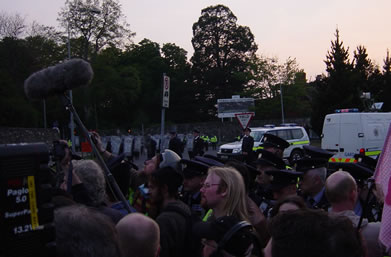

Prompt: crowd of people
xmin=46 ymin=127 xmax=389 ymax=257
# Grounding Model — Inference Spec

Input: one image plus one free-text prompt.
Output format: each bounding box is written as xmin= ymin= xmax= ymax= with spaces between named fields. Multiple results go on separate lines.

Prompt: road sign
xmin=235 ymin=112 xmax=255 ymax=129
xmin=162 ymin=75 xmax=170 ymax=108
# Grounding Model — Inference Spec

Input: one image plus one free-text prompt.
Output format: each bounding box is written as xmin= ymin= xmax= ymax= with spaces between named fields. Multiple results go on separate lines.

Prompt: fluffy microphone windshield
xmin=24 ymin=58 xmax=93 ymax=99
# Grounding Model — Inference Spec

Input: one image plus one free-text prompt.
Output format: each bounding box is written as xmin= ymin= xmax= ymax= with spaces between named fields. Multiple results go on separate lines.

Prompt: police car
xmin=217 ymin=124 xmax=310 ymax=163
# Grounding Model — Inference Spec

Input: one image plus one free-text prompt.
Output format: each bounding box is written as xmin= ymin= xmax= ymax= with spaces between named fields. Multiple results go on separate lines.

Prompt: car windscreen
xmin=250 ymin=131 xmax=266 ymax=141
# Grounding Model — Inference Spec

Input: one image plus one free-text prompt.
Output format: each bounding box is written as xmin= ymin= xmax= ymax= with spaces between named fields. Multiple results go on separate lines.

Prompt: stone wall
xmin=0 ymin=127 xmax=60 ymax=145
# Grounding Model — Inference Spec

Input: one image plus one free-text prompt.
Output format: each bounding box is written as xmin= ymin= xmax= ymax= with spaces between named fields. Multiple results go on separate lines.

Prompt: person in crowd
xmin=169 ymin=131 xmax=183 ymax=157
xmin=266 ymin=169 xmax=303 ymax=202
xmin=325 ymin=170 xmax=382 ymax=257
xmin=61 ymin=159 xmax=125 ymax=224
xmin=295 ymin=145 xmax=334 ymax=211
xmin=225 ymin=160 xmax=268 ymax=247
xmin=192 ymin=129 xmax=205 ymax=158
xmin=241 ymin=127 xmax=254 ymax=164
xmin=259 ymin=133 xmax=290 ymax=159
xmin=146 ymin=135 xmax=157 ymax=159
xmin=210 ymin=135 xmax=218 ymax=150
xmin=132 ymin=149 xmax=181 ymax=216
xmin=269 ymin=195 xmax=307 ymax=217
xmin=343 ymin=157 xmax=382 ymax=222
xmin=200 ymin=166 xmax=248 ymax=221
xmin=203 ymin=135 xmax=210 ymax=152
xmin=105 ymin=156 xmax=138 ymax=214
xmin=116 ymin=213 xmax=160 ymax=257
xmin=193 ymin=215 xmax=255 ymax=257
xmin=265 ymin=209 xmax=365 ymax=257
xmin=252 ymin=149 xmax=286 ymax=214
xmin=55 ymin=205 xmax=122 ymax=257
xmin=93 ymin=130 xmax=182 ymax=216
xmin=180 ymin=159 xmax=209 ymax=218
xmin=296 ymin=159 xmax=330 ymax=211
xmin=148 ymin=166 xmax=193 ymax=257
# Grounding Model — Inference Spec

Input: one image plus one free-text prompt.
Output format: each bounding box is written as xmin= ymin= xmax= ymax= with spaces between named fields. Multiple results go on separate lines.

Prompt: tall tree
xmin=58 ymin=0 xmax=134 ymax=60
xmin=0 ymin=12 xmax=26 ymax=39
xmin=191 ymin=4 xmax=258 ymax=118
xmin=310 ymin=29 xmax=362 ymax=134
xmin=379 ymin=50 xmax=391 ymax=111
xmin=353 ymin=45 xmax=374 ymax=95
xmin=161 ymin=43 xmax=198 ymax=123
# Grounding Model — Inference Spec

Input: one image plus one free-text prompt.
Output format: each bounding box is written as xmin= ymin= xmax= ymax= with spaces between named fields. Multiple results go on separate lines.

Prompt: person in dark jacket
xmin=169 ymin=131 xmax=183 ymax=157
xmin=192 ymin=129 xmax=205 ymax=158
xmin=149 ymin=166 xmax=195 ymax=257
xmin=241 ymin=127 xmax=254 ymax=164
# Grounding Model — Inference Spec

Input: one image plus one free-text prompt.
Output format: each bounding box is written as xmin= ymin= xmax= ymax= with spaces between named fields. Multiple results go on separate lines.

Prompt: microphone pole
xmin=60 ymin=93 xmax=132 ymax=214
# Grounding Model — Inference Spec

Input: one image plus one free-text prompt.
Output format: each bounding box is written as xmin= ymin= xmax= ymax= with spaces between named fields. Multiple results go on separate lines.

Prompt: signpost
xmin=162 ymin=75 xmax=170 ymax=108
xmin=160 ymin=74 xmax=170 ymax=152
xmin=235 ymin=112 xmax=255 ymax=129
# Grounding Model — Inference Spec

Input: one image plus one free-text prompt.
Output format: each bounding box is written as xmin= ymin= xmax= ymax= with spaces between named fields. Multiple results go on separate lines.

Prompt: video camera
xmin=0 ymin=143 xmax=55 ymax=257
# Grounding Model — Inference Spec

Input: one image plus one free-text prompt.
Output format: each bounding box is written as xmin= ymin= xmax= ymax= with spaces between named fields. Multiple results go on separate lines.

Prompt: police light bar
xmin=280 ymin=123 xmax=298 ymax=127
xmin=335 ymin=108 xmax=359 ymax=113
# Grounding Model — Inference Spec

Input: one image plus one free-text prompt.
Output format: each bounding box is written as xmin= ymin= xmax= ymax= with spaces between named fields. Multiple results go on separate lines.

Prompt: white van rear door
xmin=321 ymin=114 xmax=340 ymax=155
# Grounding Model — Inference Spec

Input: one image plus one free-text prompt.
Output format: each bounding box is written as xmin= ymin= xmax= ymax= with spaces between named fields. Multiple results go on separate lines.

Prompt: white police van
xmin=321 ymin=109 xmax=391 ymax=164
xmin=217 ymin=124 xmax=310 ymax=163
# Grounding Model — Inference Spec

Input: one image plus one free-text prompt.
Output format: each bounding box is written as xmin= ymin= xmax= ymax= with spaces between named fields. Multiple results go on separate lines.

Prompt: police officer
xmin=180 ymin=159 xmax=209 ymax=219
xmin=192 ymin=129 xmax=205 ymax=158
xmin=259 ymin=133 xmax=290 ymax=159
xmin=169 ymin=131 xmax=183 ymax=157
xmin=253 ymin=149 xmax=286 ymax=217
xmin=242 ymin=127 xmax=254 ymax=164
xmin=294 ymin=145 xmax=334 ymax=211
xmin=210 ymin=135 xmax=218 ymax=150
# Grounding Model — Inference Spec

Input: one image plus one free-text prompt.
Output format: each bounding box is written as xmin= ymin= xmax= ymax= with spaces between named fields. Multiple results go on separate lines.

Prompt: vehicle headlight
xmin=232 ymin=148 xmax=241 ymax=154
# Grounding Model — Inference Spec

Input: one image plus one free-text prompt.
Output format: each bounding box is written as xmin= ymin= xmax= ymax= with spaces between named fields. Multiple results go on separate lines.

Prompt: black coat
xmin=242 ymin=135 xmax=254 ymax=163
xmin=169 ymin=136 xmax=183 ymax=157
xmin=157 ymin=201 xmax=192 ymax=257
xmin=193 ymin=136 xmax=204 ymax=156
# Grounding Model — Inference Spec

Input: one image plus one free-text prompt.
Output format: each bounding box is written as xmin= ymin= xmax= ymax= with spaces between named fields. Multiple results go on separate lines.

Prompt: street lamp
xmin=280 ymin=84 xmax=285 ymax=124
xmin=67 ymin=6 xmax=101 ymax=152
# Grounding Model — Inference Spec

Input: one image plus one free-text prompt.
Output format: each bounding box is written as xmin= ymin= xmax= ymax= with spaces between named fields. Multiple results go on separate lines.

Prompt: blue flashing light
xmin=335 ymin=108 xmax=359 ymax=113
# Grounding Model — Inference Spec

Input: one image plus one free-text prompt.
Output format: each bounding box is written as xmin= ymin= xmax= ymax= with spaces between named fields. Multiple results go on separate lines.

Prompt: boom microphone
xmin=24 ymin=58 xmax=93 ymax=99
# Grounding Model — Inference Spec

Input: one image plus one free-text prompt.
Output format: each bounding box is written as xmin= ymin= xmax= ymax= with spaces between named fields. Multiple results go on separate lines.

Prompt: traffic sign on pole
xmin=235 ymin=112 xmax=255 ymax=129
xmin=162 ymin=75 xmax=170 ymax=108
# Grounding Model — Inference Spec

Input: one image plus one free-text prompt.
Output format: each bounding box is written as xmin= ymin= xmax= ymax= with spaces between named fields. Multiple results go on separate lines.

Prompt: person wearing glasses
xmin=200 ymin=166 xmax=249 ymax=221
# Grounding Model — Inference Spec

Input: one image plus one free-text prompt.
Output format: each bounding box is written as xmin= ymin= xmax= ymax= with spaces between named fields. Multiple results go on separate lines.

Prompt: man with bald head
xmin=325 ymin=171 xmax=382 ymax=257
xmin=116 ymin=213 xmax=160 ymax=257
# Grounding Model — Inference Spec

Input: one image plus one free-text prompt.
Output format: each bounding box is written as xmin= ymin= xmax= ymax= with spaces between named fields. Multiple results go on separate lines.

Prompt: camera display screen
xmin=0 ymin=143 xmax=53 ymax=257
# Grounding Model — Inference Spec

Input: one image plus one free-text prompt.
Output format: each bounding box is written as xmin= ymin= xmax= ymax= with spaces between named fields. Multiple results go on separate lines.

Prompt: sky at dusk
xmin=2 ymin=0 xmax=391 ymax=80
